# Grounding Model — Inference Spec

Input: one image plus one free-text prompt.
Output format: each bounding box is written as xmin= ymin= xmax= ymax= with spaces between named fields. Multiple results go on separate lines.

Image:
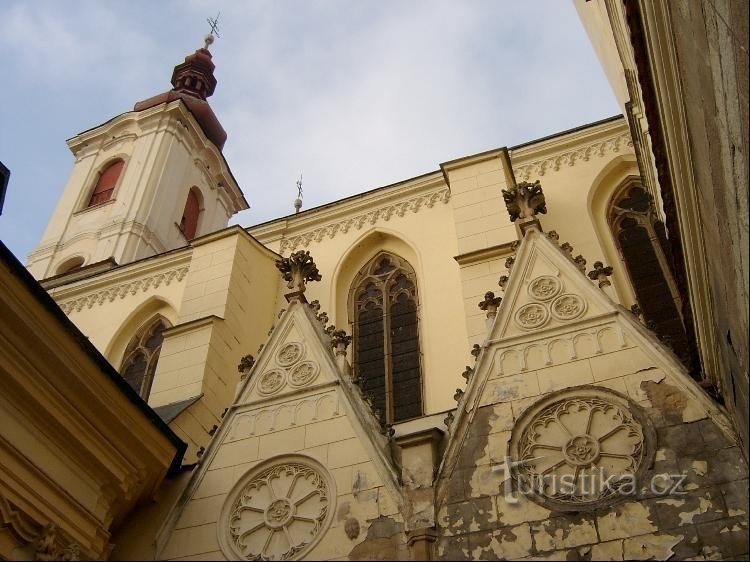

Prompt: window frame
xmin=84 ymin=158 xmax=126 ymax=209
xmin=348 ymin=252 xmax=424 ymax=424
xmin=119 ymin=316 xmax=170 ymax=400
xmin=178 ymin=186 xmax=204 ymax=241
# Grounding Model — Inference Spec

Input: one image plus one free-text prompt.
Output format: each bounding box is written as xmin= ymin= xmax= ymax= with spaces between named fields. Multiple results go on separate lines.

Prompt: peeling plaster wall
xmin=437 ymin=327 xmax=749 ymax=560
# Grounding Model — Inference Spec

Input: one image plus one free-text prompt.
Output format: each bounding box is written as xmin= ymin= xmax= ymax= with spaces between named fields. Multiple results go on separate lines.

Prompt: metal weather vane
xmin=294 ymin=173 xmax=303 ymax=213
xmin=204 ymin=13 xmax=221 ymax=48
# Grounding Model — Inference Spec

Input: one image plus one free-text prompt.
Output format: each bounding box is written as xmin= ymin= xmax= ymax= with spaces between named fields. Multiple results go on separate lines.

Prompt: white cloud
xmin=0 ymin=0 xmax=618 ymax=259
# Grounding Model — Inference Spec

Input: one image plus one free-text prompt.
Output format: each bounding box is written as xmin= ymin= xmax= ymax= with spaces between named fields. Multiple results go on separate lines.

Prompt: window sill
xmin=174 ymin=222 xmax=195 ymax=242
xmin=73 ymin=198 xmax=116 ymax=216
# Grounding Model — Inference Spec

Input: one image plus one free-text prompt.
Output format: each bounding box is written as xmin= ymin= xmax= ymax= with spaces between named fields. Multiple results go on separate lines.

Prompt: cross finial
xmin=294 ymin=173 xmax=303 ymax=213
xmin=204 ymin=13 xmax=221 ymax=48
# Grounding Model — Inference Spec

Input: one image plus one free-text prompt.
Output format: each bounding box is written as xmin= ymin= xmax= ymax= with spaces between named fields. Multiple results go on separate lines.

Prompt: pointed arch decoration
xmin=119 ymin=315 xmax=171 ymax=400
xmin=349 ymin=252 xmax=422 ymax=423
xmin=608 ymin=181 xmax=691 ymax=365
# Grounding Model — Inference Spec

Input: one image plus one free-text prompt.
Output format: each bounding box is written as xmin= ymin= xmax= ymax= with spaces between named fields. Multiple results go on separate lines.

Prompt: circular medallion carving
xmin=288 ymin=361 xmax=319 ymax=388
xmin=219 ymin=456 xmax=334 ymax=561
xmin=257 ymin=370 xmax=286 ymax=396
xmin=508 ymin=386 xmax=655 ymax=511
xmin=527 ymin=275 xmax=562 ymax=301
xmin=277 ymin=342 xmax=304 ymax=367
xmin=515 ymin=303 xmax=549 ymax=330
xmin=550 ymin=293 xmax=586 ymax=321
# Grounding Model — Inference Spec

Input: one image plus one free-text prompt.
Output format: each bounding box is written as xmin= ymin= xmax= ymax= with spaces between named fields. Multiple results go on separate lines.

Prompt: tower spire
xmin=133 ymin=18 xmax=228 ymax=149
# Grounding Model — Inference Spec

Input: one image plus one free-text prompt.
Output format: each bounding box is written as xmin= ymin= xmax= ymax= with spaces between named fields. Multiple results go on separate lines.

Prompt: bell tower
xmin=26 ymin=33 xmax=248 ymax=280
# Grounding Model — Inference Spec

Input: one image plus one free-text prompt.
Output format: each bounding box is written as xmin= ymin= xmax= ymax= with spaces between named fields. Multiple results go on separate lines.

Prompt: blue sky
xmin=0 ymin=0 xmax=618 ymax=262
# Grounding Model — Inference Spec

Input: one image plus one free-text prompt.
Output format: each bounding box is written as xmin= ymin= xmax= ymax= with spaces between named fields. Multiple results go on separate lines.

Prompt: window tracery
xmin=349 ymin=252 xmax=422 ymax=423
xmin=119 ymin=316 xmax=170 ymax=400
xmin=608 ymin=182 xmax=690 ymax=363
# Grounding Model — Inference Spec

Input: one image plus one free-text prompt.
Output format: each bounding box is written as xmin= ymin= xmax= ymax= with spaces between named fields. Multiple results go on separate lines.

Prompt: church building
xmin=0 ymin=2 xmax=747 ymax=560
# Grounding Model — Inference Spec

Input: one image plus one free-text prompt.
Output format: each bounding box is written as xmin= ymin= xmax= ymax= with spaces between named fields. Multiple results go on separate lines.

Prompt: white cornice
xmin=511 ymin=120 xmax=633 ymax=181
xmin=48 ymin=249 xmax=191 ymax=314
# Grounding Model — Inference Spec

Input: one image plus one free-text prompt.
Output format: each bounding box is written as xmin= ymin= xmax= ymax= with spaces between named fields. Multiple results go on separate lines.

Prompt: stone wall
xmin=663 ymin=0 xmax=749 ymax=457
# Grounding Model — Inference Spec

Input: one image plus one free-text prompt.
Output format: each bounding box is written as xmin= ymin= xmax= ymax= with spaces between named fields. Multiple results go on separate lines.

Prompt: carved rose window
xmin=220 ymin=457 xmax=333 ymax=561
xmin=508 ymin=387 xmax=655 ymax=511
xmin=349 ymin=252 xmax=422 ymax=423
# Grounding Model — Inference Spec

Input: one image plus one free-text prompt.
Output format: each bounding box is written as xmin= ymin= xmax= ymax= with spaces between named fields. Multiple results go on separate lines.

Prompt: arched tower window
xmin=609 ymin=182 xmax=690 ymax=363
xmin=56 ymin=256 xmax=85 ymax=275
xmin=119 ymin=316 xmax=170 ymax=400
xmin=349 ymin=252 xmax=422 ymax=423
xmin=180 ymin=187 xmax=202 ymax=240
xmin=88 ymin=159 xmax=123 ymax=207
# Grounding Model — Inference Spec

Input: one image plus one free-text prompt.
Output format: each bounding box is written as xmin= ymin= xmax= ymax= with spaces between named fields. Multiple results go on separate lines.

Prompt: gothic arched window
xmin=120 ymin=316 xmax=170 ymax=400
xmin=350 ymin=253 xmax=422 ymax=423
xmin=180 ymin=187 xmax=202 ymax=240
xmin=88 ymin=159 xmax=123 ymax=207
xmin=609 ymin=183 xmax=690 ymax=363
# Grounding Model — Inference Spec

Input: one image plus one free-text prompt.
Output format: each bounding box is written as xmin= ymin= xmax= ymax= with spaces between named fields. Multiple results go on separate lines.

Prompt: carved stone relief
xmin=508 ymin=387 xmax=655 ymax=512
xmin=514 ymin=303 xmax=549 ymax=330
xmin=219 ymin=457 xmax=334 ymax=561
xmin=513 ymin=276 xmax=588 ymax=331
xmin=227 ymin=393 xmax=339 ymax=442
xmin=527 ymin=275 xmax=561 ymax=301
xmin=253 ymin=342 xmax=320 ymax=398
xmin=550 ymin=294 xmax=586 ymax=321
xmin=289 ymin=362 xmax=319 ymax=388
xmin=495 ymin=323 xmax=628 ymax=376
xmin=258 ymin=370 xmax=286 ymax=396
xmin=277 ymin=343 xmax=305 ymax=367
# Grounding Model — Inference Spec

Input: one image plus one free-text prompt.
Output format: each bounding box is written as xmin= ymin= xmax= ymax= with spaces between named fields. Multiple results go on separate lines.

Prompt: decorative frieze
xmin=494 ymin=322 xmax=628 ymax=376
xmin=226 ymin=393 xmax=339 ymax=441
xmin=278 ymin=188 xmax=450 ymax=253
xmin=56 ymin=265 xmax=189 ymax=314
xmin=514 ymin=132 xmax=633 ymax=181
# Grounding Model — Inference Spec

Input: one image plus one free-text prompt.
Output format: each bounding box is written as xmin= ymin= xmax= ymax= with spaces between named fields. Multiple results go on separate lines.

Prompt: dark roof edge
xmin=1 ymin=241 xmax=187 ymax=474
xmin=247 ymin=169 xmax=442 ymax=230
xmin=509 ymin=114 xmax=624 ymax=151
xmin=247 ymin=115 xmax=625 ymax=231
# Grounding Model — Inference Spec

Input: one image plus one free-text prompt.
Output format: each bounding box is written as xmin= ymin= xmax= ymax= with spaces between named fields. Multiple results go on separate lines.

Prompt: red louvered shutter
xmin=180 ymin=190 xmax=201 ymax=240
xmin=88 ymin=160 xmax=123 ymax=207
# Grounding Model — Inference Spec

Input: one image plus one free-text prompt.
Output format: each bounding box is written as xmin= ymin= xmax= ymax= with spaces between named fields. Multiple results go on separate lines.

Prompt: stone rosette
xmin=514 ymin=303 xmax=549 ymax=330
xmin=288 ymin=361 xmax=319 ymax=388
xmin=218 ymin=455 xmax=335 ymax=561
xmin=508 ymin=386 xmax=655 ymax=512
xmin=257 ymin=369 xmax=286 ymax=396
xmin=277 ymin=342 xmax=305 ymax=367
xmin=527 ymin=275 xmax=562 ymax=302
xmin=550 ymin=293 xmax=586 ymax=321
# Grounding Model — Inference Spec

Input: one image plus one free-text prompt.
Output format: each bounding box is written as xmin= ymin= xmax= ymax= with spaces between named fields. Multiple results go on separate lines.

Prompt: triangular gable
xmin=437 ymin=226 xmax=734 ymax=505
xmin=157 ymin=299 xmax=407 ymax=560
xmin=236 ymin=302 xmax=340 ymax=404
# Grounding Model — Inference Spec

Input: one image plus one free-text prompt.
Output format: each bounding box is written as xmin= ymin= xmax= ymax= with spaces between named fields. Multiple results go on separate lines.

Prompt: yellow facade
xmin=2 ymin=8 xmax=748 ymax=559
